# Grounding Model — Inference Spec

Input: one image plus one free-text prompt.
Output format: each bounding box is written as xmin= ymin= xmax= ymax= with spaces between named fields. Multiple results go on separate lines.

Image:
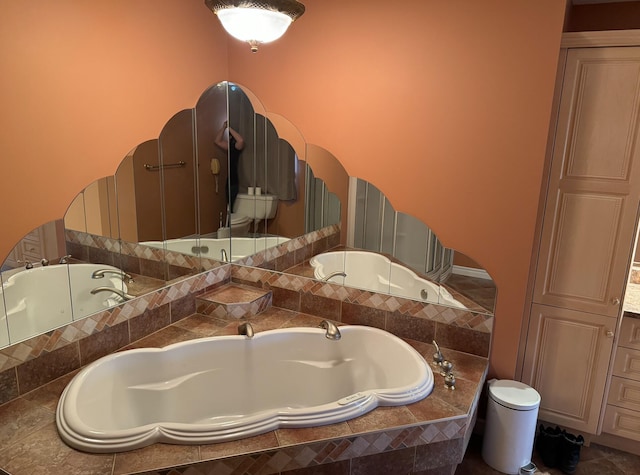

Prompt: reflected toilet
xmin=218 ymin=213 xmax=252 ymax=238
xmin=232 ymin=193 xmax=278 ymax=232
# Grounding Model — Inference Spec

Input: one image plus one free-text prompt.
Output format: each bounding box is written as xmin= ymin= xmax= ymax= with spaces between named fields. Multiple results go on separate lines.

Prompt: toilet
xmin=217 ymin=213 xmax=251 ymax=238
xmin=232 ymin=193 xmax=278 ymax=231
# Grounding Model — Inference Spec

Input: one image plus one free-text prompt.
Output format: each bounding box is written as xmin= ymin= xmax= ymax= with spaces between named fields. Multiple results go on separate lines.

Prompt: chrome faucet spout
xmin=91 ymin=269 xmax=133 ymax=282
xmin=321 ymin=271 xmax=346 ymax=282
xmin=319 ymin=320 xmax=341 ymax=340
xmin=238 ymin=322 xmax=254 ymax=339
xmin=221 ymin=249 xmax=229 ymax=262
xmin=90 ymin=287 xmax=134 ymax=301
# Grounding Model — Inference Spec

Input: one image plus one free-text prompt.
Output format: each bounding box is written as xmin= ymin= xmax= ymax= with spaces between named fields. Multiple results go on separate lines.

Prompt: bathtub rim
xmin=56 ymin=325 xmax=434 ymax=453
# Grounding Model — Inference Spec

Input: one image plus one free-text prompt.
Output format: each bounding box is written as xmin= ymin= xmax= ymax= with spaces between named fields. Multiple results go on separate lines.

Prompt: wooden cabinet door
xmin=522 ymin=304 xmax=616 ymax=433
xmin=533 ymin=47 xmax=640 ymax=317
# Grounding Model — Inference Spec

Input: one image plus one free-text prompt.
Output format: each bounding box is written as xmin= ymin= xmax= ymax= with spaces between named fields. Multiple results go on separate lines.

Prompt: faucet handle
xmin=59 ymin=254 xmax=72 ymax=264
xmin=432 ymin=340 xmax=444 ymax=365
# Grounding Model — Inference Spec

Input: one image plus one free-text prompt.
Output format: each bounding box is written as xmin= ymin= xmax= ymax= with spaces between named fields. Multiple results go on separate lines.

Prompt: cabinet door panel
xmin=608 ymin=376 xmax=640 ymax=412
xmin=619 ymin=317 xmax=640 ymax=351
xmin=603 ymin=405 xmax=640 ymax=441
xmin=522 ymin=304 xmax=615 ymax=433
xmin=613 ymin=346 xmax=640 ymax=381
xmin=534 ymin=47 xmax=640 ymax=317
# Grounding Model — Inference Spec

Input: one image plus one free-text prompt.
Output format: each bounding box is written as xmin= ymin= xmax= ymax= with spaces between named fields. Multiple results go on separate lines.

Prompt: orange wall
xmin=0 ymin=0 xmax=228 ymax=258
xmin=0 ymin=0 xmax=566 ymax=378
xmin=228 ymin=0 xmax=566 ymax=377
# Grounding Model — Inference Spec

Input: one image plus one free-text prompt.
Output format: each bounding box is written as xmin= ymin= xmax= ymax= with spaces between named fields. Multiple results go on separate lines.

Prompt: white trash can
xmin=481 ymin=379 xmax=541 ymax=474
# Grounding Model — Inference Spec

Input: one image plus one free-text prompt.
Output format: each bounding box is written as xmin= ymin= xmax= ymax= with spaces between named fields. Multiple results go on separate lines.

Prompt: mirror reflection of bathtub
xmin=140 ymin=236 xmax=290 ymax=262
xmin=0 ymin=263 xmax=128 ymax=344
xmin=310 ymin=250 xmax=467 ymax=309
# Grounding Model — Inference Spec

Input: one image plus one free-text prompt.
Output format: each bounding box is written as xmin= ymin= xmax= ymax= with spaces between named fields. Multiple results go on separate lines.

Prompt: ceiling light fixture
xmin=205 ymin=0 xmax=305 ymax=53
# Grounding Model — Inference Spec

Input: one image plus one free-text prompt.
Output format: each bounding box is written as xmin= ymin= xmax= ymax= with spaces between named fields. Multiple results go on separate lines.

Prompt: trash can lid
xmin=488 ymin=379 xmax=540 ymax=411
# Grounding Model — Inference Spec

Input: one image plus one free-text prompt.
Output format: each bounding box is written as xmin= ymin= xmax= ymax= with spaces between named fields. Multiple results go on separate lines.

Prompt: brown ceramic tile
xmin=87 ymin=246 xmax=117 ymax=267
xmin=173 ymin=314 xmax=234 ymax=337
xmin=415 ymin=438 xmax=464 ymax=471
xmin=199 ymin=431 xmax=279 ymax=460
xmin=112 ymin=443 xmax=199 ymax=475
xmin=0 ymin=398 xmax=54 ymax=448
xmin=271 ymin=286 xmax=301 ymax=311
xmin=275 ymin=250 xmax=296 ymax=272
xmin=407 ymin=394 xmax=465 ymax=422
xmin=350 ymin=446 xmax=415 ymax=475
xmin=140 ymin=257 xmax=166 ymax=280
xmin=430 ymin=377 xmax=478 ymax=414
xmin=281 ymin=313 xmax=327 ymax=329
xmin=78 ymin=320 xmax=129 ymax=365
xmin=203 ymin=283 xmax=270 ymax=304
xmin=0 ymin=422 xmax=114 ymax=475
xmin=21 ymin=371 xmax=78 ymax=412
xmin=282 ymin=459 xmax=350 ymax=475
xmin=415 ymin=463 xmax=457 ymax=475
xmin=170 ymin=295 xmax=196 ymax=322
xmin=386 ymin=311 xmax=436 ymax=343
xmin=0 ymin=368 xmax=18 ymax=405
xmin=341 ymin=302 xmax=386 ymax=329
xmin=300 ymin=293 xmax=341 ymax=320
xmin=434 ymin=323 xmax=490 ymax=358
xmin=128 ymin=304 xmax=171 ymax=342
xmin=16 ymin=342 xmax=81 ymax=394
xmin=277 ymin=422 xmax=353 ymax=446
xmin=126 ymin=324 xmax=199 ymax=349
xmin=347 ymin=406 xmax=418 ymax=434
xmin=249 ymin=307 xmax=298 ymax=332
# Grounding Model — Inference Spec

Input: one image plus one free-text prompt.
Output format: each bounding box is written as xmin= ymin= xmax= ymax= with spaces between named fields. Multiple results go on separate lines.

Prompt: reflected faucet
xmin=221 ymin=249 xmax=229 ymax=262
xmin=18 ymin=259 xmax=33 ymax=270
xmin=91 ymin=269 xmax=133 ymax=282
xmin=319 ymin=320 xmax=341 ymax=341
xmin=90 ymin=287 xmax=134 ymax=301
xmin=321 ymin=271 xmax=346 ymax=282
xmin=238 ymin=322 xmax=254 ymax=339
xmin=59 ymin=255 xmax=72 ymax=264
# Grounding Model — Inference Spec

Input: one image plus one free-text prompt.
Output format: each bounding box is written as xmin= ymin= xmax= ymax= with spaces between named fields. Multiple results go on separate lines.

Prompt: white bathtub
xmin=0 ymin=264 xmax=128 ymax=344
xmin=140 ymin=236 xmax=290 ymax=261
xmin=309 ymin=251 xmax=466 ymax=309
xmin=56 ymin=325 xmax=433 ymax=453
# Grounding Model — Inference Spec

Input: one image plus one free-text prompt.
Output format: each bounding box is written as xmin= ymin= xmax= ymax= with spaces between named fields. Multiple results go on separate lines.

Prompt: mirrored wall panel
xmin=0 ymin=79 xmax=495 ymax=351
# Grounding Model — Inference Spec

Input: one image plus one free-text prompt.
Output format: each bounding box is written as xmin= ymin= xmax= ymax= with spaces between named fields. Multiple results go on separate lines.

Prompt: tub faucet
xmin=321 ymin=271 xmax=346 ymax=282
xmin=319 ymin=320 xmax=341 ymax=341
xmin=18 ymin=259 xmax=33 ymax=269
xmin=220 ymin=249 xmax=229 ymax=262
xmin=90 ymin=287 xmax=134 ymax=301
xmin=91 ymin=269 xmax=133 ymax=282
xmin=238 ymin=322 xmax=254 ymax=339
xmin=59 ymin=255 xmax=72 ymax=264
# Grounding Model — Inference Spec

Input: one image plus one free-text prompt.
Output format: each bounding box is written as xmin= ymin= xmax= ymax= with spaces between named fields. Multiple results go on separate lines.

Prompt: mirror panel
xmin=0 ymin=276 xmax=8 ymax=348
xmin=0 ymin=80 xmax=496 ymax=350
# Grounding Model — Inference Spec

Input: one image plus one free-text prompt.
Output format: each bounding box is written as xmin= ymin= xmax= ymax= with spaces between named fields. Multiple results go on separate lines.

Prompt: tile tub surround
xmin=0 ymin=309 xmax=488 ymax=475
xmin=231 ymin=266 xmax=493 ymax=358
xmin=0 ymin=223 xmax=491 ymax=402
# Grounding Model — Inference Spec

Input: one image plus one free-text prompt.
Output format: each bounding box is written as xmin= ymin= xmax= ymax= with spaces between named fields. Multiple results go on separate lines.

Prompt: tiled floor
xmin=456 ymin=433 xmax=640 ymax=474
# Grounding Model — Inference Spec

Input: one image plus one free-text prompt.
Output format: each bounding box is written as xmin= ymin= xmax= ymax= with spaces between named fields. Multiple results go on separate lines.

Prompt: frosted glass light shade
xmin=205 ymin=0 xmax=305 ymax=52
xmin=217 ymin=8 xmax=292 ymax=44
